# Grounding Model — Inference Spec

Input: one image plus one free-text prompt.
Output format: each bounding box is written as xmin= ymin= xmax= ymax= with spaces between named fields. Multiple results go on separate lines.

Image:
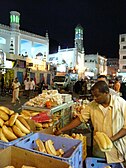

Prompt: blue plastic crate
xmin=0 ymin=132 xmax=33 ymax=149
xmin=85 ymin=157 xmax=124 ymax=168
xmin=16 ymin=132 xmax=83 ymax=168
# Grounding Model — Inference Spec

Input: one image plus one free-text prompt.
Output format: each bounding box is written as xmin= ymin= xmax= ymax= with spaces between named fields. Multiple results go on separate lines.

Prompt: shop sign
xmin=5 ymin=60 xmax=13 ymax=68
xmin=16 ymin=59 xmax=26 ymax=68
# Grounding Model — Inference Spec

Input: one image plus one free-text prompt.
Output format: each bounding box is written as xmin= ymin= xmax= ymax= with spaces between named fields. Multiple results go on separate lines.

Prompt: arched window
xmin=0 ymin=37 xmax=6 ymax=44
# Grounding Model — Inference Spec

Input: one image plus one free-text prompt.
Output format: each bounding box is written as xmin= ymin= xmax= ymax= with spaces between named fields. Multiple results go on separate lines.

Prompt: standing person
xmin=29 ymin=78 xmax=35 ymax=98
xmin=97 ymin=75 xmax=118 ymax=95
xmin=120 ymin=80 xmax=126 ymax=100
xmin=82 ymin=80 xmax=88 ymax=94
xmin=55 ymin=81 xmax=126 ymax=166
xmin=11 ymin=77 xmax=20 ymax=104
xmin=113 ymin=77 xmax=121 ymax=94
xmin=38 ymin=76 xmax=45 ymax=94
xmin=74 ymin=80 xmax=82 ymax=94
xmin=1 ymin=74 xmax=4 ymax=96
xmin=24 ymin=77 xmax=30 ymax=99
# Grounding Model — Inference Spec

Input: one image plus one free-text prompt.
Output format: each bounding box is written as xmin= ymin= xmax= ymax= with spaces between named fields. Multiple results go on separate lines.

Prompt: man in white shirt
xmin=12 ymin=77 xmax=20 ymax=104
xmin=29 ymin=78 xmax=35 ymax=98
xmin=24 ymin=77 xmax=30 ymax=99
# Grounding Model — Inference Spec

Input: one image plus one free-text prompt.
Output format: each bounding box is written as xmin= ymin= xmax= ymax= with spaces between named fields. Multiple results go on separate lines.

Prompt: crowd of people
xmin=73 ymin=75 xmax=122 ymax=98
xmin=0 ymin=74 xmax=124 ymax=102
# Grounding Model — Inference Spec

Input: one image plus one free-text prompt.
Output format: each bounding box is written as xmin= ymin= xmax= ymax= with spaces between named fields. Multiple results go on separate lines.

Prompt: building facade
xmin=0 ymin=11 xmax=51 ymax=86
xmin=48 ymin=24 xmax=85 ymax=79
xmin=119 ymin=34 xmax=126 ymax=72
xmin=107 ymin=58 xmax=119 ymax=76
xmin=48 ymin=24 xmax=107 ymax=80
xmin=84 ymin=53 xmax=107 ymax=78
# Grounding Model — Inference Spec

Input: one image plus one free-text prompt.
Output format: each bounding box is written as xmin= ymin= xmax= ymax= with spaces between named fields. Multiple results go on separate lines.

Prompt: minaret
xmin=58 ymin=45 xmax=61 ymax=52
xmin=74 ymin=24 xmax=84 ymax=52
xmin=45 ymin=30 xmax=49 ymax=39
xmin=10 ymin=11 xmax=20 ymax=31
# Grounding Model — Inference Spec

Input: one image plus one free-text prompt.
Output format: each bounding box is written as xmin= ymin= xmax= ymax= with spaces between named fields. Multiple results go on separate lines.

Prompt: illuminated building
xmin=119 ymin=34 xmax=126 ymax=74
xmin=0 ymin=11 xmax=50 ymax=85
xmin=107 ymin=58 xmax=119 ymax=76
xmin=48 ymin=24 xmax=85 ymax=79
xmin=48 ymin=24 xmax=107 ymax=79
xmin=84 ymin=53 xmax=107 ymax=77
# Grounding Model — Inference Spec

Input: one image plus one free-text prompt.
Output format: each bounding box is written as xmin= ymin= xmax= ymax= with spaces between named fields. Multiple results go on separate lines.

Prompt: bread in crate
xmin=61 ymin=133 xmax=87 ymax=160
xmin=15 ymin=132 xmax=83 ymax=168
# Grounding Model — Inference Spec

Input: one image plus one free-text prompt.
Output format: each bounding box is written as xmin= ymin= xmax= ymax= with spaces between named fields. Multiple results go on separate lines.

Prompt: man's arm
xmin=55 ymin=117 xmax=82 ymax=135
xmin=110 ymin=128 xmax=126 ymax=142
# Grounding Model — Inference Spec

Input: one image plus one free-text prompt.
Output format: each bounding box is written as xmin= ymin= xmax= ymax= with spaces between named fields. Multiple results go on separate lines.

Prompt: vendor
xmin=55 ymin=81 xmax=126 ymax=165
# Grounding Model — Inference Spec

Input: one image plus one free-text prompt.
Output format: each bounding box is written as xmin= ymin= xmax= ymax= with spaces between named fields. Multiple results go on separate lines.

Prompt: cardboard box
xmin=39 ymin=126 xmax=54 ymax=134
xmin=0 ymin=146 xmax=70 ymax=168
xmin=26 ymin=119 xmax=54 ymax=134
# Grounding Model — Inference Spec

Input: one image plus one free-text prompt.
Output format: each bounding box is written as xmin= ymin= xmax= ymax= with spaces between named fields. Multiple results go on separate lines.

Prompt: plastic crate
xmin=16 ymin=132 xmax=83 ymax=168
xmin=85 ymin=157 xmax=124 ymax=168
xmin=0 ymin=132 xmax=33 ymax=148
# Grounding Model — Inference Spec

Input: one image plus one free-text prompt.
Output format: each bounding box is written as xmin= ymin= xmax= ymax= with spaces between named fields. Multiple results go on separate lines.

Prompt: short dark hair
xmin=115 ymin=77 xmax=119 ymax=81
xmin=97 ymin=75 xmax=107 ymax=80
xmin=91 ymin=81 xmax=109 ymax=93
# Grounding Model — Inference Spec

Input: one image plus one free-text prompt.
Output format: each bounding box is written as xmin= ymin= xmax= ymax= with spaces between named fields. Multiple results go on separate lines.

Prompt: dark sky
xmin=0 ymin=0 xmax=126 ymax=58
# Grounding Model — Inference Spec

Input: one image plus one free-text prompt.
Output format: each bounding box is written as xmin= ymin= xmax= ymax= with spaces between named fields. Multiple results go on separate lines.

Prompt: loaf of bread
xmin=94 ymin=132 xmax=113 ymax=152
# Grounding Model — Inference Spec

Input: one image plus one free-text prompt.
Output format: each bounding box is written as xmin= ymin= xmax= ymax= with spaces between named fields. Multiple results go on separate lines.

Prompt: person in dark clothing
xmin=74 ymin=80 xmax=82 ymax=94
xmin=120 ymin=82 xmax=126 ymax=100
xmin=82 ymin=80 xmax=88 ymax=94
xmin=1 ymin=74 xmax=4 ymax=96
xmin=38 ymin=77 xmax=45 ymax=94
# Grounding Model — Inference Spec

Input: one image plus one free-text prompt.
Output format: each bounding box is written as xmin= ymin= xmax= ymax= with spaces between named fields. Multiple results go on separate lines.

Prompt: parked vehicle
xmin=53 ymin=74 xmax=71 ymax=91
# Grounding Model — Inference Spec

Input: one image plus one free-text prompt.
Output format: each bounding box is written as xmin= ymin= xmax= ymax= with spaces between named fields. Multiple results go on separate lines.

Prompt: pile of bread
xmin=35 ymin=138 xmax=64 ymax=157
xmin=61 ymin=133 xmax=87 ymax=160
xmin=0 ymin=106 xmax=31 ymax=142
xmin=20 ymin=109 xmax=54 ymax=131
xmin=25 ymin=90 xmax=63 ymax=108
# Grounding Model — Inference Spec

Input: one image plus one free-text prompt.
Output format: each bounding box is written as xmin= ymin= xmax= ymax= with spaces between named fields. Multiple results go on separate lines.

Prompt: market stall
xmin=0 ymin=100 xmax=83 ymax=168
xmin=21 ymin=90 xmax=74 ymax=131
xmin=0 ymin=89 xmax=124 ymax=168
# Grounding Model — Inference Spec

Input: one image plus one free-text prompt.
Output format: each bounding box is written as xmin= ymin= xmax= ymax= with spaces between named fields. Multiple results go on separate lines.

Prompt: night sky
xmin=0 ymin=0 xmax=126 ymax=58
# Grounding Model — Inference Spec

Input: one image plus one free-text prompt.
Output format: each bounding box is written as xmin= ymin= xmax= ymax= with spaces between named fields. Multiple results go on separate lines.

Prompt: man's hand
xmin=54 ymin=129 xmax=63 ymax=135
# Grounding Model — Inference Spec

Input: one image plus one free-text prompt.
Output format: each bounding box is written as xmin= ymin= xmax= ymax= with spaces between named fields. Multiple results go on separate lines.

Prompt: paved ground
xmin=0 ymin=91 xmax=80 ymax=113
xmin=0 ymin=93 xmax=30 ymax=113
